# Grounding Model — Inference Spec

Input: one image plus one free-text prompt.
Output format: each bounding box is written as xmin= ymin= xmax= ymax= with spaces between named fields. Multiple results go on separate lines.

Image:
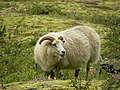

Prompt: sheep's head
xmin=39 ymin=36 xmax=66 ymax=59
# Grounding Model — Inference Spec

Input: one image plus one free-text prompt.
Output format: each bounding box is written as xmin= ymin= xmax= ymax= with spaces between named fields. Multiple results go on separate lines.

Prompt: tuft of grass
xmin=3 ymin=80 xmax=105 ymax=90
xmin=27 ymin=2 xmax=62 ymax=15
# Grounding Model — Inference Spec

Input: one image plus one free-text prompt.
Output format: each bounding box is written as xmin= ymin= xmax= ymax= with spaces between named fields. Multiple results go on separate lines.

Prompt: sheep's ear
xmin=39 ymin=36 xmax=55 ymax=45
xmin=58 ymin=36 xmax=65 ymax=43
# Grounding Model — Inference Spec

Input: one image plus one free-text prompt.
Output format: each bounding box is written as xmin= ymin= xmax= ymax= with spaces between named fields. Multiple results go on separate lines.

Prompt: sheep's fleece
xmin=34 ymin=26 xmax=100 ymax=73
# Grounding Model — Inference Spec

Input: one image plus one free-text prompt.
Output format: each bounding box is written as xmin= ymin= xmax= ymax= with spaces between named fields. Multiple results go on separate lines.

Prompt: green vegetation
xmin=3 ymin=80 xmax=105 ymax=90
xmin=0 ymin=0 xmax=120 ymax=89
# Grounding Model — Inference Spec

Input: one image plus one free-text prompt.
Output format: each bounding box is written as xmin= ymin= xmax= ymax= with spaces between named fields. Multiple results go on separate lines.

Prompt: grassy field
xmin=4 ymin=80 xmax=105 ymax=90
xmin=0 ymin=0 xmax=120 ymax=90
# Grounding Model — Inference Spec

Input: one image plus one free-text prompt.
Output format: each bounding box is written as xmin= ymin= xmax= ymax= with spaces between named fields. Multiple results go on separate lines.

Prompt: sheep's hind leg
xmin=75 ymin=69 xmax=80 ymax=79
xmin=73 ymin=69 xmax=80 ymax=87
xmin=85 ymin=62 xmax=91 ymax=87
xmin=86 ymin=64 xmax=90 ymax=81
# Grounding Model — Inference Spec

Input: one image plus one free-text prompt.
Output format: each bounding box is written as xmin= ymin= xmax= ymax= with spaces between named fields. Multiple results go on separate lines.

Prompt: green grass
xmin=0 ymin=0 xmax=120 ymax=89
xmin=4 ymin=80 xmax=105 ymax=90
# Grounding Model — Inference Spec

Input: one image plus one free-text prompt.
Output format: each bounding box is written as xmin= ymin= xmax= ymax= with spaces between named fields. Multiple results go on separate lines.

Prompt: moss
xmin=3 ymin=80 xmax=106 ymax=90
xmin=0 ymin=0 xmax=120 ymax=87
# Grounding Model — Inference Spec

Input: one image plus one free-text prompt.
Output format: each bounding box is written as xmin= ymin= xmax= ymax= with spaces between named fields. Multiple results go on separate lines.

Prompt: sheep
xmin=34 ymin=26 xmax=101 ymax=81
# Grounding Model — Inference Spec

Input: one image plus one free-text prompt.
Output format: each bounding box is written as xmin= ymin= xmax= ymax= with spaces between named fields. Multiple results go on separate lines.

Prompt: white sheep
xmin=34 ymin=26 xmax=101 ymax=80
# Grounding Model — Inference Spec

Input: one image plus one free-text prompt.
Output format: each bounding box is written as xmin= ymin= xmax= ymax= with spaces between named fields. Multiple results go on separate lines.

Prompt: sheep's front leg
xmin=54 ymin=68 xmax=60 ymax=79
xmin=49 ymin=70 xmax=55 ymax=79
xmin=49 ymin=70 xmax=61 ymax=80
xmin=54 ymin=63 xmax=61 ymax=79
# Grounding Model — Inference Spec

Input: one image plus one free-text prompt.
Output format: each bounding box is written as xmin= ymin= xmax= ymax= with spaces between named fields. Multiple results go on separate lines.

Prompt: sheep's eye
xmin=53 ymin=44 xmax=57 ymax=47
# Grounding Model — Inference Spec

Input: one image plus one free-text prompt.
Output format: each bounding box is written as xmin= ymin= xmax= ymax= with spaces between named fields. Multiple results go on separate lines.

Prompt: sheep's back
xmin=60 ymin=26 xmax=100 ymax=69
xmin=76 ymin=26 xmax=101 ymax=64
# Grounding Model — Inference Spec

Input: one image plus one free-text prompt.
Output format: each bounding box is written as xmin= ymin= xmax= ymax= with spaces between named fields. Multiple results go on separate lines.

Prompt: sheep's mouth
xmin=60 ymin=54 xmax=65 ymax=58
xmin=54 ymin=53 xmax=65 ymax=58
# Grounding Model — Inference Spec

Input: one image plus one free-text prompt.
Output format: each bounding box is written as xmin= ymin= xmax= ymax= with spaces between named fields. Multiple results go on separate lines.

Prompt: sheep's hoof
xmin=48 ymin=75 xmax=54 ymax=80
xmin=73 ymin=81 xmax=77 ymax=87
xmin=69 ymin=78 xmax=78 ymax=87
xmin=85 ymin=80 xmax=91 ymax=87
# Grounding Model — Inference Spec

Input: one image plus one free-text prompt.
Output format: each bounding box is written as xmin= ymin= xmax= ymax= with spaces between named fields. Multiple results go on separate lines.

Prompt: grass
xmin=0 ymin=0 xmax=120 ymax=89
xmin=3 ymin=80 xmax=105 ymax=90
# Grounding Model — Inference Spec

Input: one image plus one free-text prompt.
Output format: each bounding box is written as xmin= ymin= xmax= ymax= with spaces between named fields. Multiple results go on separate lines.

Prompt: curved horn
xmin=39 ymin=36 xmax=55 ymax=44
